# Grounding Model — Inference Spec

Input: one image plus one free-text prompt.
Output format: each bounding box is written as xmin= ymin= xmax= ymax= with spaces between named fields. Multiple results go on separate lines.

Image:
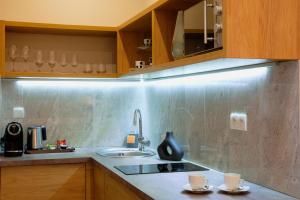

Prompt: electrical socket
xmin=230 ymin=112 xmax=247 ymax=131
xmin=13 ymin=107 xmax=25 ymax=119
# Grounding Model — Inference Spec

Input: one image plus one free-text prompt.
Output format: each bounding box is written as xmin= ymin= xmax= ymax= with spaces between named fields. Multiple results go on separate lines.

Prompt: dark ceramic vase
xmin=157 ymin=132 xmax=184 ymax=161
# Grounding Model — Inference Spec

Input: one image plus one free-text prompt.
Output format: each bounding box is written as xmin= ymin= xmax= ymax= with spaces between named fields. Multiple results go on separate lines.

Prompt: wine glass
xmin=22 ymin=46 xmax=30 ymax=62
xmin=61 ymin=53 xmax=67 ymax=67
xmin=35 ymin=50 xmax=43 ymax=71
xmin=84 ymin=63 xmax=93 ymax=73
xmin=71 ymin=53 xmax=78 ymax=73
xmin=48 ymin=50 xmax=56 ymax=72
xmin=9 ymin=45 xmax=17 ymax=72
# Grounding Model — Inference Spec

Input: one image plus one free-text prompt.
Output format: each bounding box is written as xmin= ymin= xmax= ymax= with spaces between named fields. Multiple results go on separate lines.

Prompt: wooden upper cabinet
xmin=0 ymin=21 xmax=118 ymax=78
xmin=117 ymin=0 xmax=300 ymax=77
xmin=0 ymin=21 xmax=5 ymax=74
xmin=0 ymin=163 xmax=86 ymax=200
xmin=152 ymin=9 xmax=177 ymax=66
xmin=224 ymin=0 xmax=299 ymax=59
xmin=117 ymin=12 xmax=152 ymax=74
xmin=1 ymin=0 xmax=299 ymax=78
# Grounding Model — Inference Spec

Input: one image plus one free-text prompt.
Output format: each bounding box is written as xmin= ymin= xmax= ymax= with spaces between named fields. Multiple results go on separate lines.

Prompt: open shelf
xmin=117 ymin=11 xmax=152 ymax=74
xmin=122 ymin=49 xmax=225 ymax=78
xmin=118 ymin=0 xmax=215 ymax=76
xmin=1 ymin=21 xmax=118 ymax=78
xmin=121 ymin=51 xmax=271 ymax=80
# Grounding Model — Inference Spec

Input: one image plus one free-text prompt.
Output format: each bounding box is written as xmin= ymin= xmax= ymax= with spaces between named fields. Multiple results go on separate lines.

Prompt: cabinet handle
xmin=204 ymin=0 xmax=214 ymax=44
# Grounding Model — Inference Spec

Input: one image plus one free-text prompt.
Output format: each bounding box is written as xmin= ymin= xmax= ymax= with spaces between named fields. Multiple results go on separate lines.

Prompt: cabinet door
xmin=1 ymin=163 xmax=86 ymax=200
xmin=104 ymin=172 xmax=143 ymax=200
xmin=94 ymin=165 xmax=105 ymax=200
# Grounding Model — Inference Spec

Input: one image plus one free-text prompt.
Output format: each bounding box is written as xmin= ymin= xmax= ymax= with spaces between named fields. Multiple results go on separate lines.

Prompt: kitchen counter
xmin=0 ymin=148 xmax=297 ymax=200
xmin=0 ymin=149 xmax=91 ymax=167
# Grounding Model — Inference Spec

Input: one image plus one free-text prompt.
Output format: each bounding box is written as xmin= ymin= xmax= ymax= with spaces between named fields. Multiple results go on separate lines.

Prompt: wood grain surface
xmin=1 ymin=163 xmax=86 ymax=200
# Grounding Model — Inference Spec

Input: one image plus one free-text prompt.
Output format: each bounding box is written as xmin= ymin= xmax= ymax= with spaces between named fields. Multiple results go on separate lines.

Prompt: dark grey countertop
xmin=0 ymin=148 xmax=297 ymax=200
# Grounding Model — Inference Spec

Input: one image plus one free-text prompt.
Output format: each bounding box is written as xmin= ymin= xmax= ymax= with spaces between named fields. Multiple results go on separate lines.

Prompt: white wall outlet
xmin=13 ymin=107 xmax=25 ymax=119
xmin=230 ymin=112 xmax=247 ymax=131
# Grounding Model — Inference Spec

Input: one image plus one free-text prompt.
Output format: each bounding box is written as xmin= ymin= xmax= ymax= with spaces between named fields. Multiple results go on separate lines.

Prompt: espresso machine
xmin=3 ymin=122 xmax=24 ymax=157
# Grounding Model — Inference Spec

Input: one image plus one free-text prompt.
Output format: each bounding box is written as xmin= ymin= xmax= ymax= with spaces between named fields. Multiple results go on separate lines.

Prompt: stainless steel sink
xmin=96 ymin=147 xmax=155 ymax=158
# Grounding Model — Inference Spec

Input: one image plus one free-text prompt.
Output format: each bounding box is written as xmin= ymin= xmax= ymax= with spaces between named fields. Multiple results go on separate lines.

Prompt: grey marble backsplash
xmin=0 ymin=80 xmax=147 ymax=147
xmin=145 ymin=61 xmax=300 ymax=198
xmin=0 ymin=61 xmax=299 ymax=198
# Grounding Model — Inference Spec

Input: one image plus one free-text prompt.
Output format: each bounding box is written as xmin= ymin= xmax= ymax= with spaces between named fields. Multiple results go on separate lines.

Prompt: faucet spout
xmin=133 ymin=109 xmax=150 ymax=151
xmin=133 ymin=109 xmax=143 ymax=140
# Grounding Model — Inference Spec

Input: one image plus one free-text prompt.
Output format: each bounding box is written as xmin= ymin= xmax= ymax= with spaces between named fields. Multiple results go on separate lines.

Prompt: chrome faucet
xmin=133 ymin=109 xmax=150 ymax=151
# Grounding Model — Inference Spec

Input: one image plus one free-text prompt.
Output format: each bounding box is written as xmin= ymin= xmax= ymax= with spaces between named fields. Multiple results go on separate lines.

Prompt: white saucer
xmin=183 ymin=184 xmax=214 ymax=193
xmin=218 ymin=184 xmax=250 ymax=193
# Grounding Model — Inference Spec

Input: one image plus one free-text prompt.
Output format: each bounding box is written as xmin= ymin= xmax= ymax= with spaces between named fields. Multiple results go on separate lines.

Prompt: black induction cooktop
xmin=114 ymin=162 xmax=209 ymax=175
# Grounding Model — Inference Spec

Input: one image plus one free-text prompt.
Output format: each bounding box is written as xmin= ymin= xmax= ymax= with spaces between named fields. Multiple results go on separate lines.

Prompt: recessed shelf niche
xmin=3 ymin=23 xmax=117 ymax=78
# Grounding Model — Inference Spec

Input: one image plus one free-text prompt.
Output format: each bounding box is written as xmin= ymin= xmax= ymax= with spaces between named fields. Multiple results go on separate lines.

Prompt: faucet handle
xmin=141 ymin=139 xmax=150 ymax=147
xmin=139 ymin=138 xmax=151 ymax=151
xmin=138 ymin=136 xmax=145 ymax=142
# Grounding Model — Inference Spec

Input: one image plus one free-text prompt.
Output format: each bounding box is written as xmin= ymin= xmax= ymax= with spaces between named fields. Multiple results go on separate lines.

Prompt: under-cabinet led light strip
xmin=16 ymin=66 xmax=269 ymax=88
xmin=145 ymin=66 xmax=269 ymax=87
xmin=16 ymin=79 xmax=140 ymax=88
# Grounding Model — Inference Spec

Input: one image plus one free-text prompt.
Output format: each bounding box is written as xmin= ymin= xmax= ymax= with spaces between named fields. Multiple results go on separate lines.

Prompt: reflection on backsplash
xmin=0 ymin=79 xmax=146 ymax=148
xmin=146 ymin=61 xmax=300 ymax=198
xmin=0 ymin=61 xmax=299 ymax=198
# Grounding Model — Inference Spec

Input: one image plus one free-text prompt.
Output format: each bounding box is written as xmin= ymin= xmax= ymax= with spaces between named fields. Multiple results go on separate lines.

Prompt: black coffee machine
xmin=3 ymin=122 xmax=24 ymax=157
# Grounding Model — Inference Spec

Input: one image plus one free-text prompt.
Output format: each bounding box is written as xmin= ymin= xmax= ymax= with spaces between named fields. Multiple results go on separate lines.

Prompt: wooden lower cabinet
xmin=93 ymin=165 xmax=143 ymax=200
xmin=0 ymin=162 xmax=146 ymax=200
xmin=94 ymin=164 xmax=105 ymax=200
xmin=104 ymin=173 xmax=143 ymax=200
xmin=0 ymin=163 xmax=86 ymax=200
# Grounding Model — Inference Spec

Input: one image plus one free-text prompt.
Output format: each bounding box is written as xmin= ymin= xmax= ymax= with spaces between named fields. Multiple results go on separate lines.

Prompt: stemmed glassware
xmin=61 ymin=53 xmax=67 ymax=67
xmin=48 ymin=50 xmax=56 ymax=72
xmin=35 ymin=50 xmax=43 ymax=71
xmin=22 ymin=46 xmax=30 ymax=62
xmin=9 ymin=45 xmax=17 ymax=72
xmin=71 ymin=53 xmax=78 ymax=73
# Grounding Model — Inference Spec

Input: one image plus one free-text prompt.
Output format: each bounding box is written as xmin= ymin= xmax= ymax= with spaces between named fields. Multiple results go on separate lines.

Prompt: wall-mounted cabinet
xmin=0 ymin=0 xmax=298 ymax=79
xmin=0 ymin=21 xmax=118 ymax=78
xmin=117 ymin=12 xmax=152 ymax=75
xmin=119 ymin=0 xmax=299 ymax=78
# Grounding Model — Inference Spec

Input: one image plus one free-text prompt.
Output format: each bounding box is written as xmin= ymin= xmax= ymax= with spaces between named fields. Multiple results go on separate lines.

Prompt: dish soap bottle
xmin=126 ymin=127 xmax=138 ymax=148
xmin=157 ymin=132 xmax=184 ymax=161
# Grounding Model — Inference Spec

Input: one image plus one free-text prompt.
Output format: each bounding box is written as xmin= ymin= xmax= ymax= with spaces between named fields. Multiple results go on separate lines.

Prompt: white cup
xmin=135 ymin=61 xmax=145 ymax=69
xmin=224 ymin=173 xmax=243 ymax=190
xmin=144 ymin=38 xmax=152 ymax=47
xmin=188 ymin=174 xmax=208 ymax=190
